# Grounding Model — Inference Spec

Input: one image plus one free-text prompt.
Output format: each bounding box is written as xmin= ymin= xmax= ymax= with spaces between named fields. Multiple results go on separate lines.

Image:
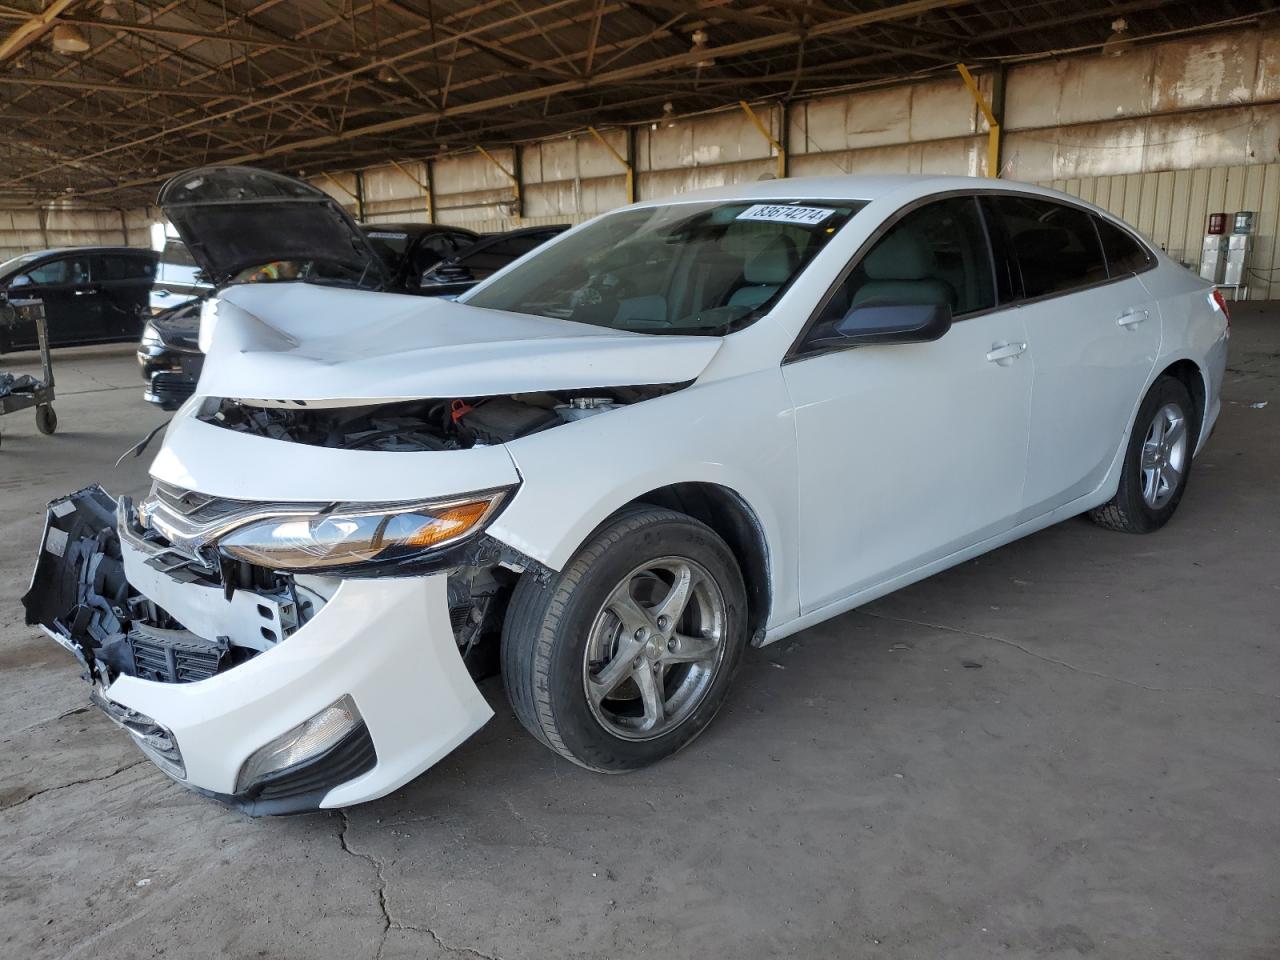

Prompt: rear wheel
xmin=501 ymin=506 xmax=749 ymax=772
xmin=1089 ymin=375 xmax=1196 ymax=533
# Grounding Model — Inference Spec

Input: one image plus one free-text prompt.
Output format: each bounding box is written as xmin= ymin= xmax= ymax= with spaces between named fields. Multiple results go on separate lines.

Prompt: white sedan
xmin=25 ymin=167 xmax=1229 ymax=814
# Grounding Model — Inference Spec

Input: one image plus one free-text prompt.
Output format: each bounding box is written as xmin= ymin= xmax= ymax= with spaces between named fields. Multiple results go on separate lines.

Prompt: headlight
xmin=140 ymin=321 xmax=163 ymax=346
xmin=216 ymin=492 xmax=505 ymax=571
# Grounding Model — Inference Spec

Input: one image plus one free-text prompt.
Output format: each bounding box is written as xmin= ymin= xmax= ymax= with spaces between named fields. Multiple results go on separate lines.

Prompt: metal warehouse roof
xmin=0 ymin=0 xmax=1269 ymax=206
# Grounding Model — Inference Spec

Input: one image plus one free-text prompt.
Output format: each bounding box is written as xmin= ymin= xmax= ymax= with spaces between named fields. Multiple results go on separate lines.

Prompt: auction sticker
xmin=735 ymin=204 xmax=834 ymax=226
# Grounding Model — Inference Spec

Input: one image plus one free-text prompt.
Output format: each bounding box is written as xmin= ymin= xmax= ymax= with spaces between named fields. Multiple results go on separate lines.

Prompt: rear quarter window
xmin=1094 ymin=217 xmax=1154 ymax=277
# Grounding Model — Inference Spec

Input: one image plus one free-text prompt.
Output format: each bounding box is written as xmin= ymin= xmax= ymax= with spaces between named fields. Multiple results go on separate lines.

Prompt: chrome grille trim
xmin=137 ymin=481 xmax=322 ymax=555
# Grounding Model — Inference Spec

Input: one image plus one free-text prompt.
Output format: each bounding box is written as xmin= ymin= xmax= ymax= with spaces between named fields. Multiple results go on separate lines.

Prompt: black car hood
xmin=157 ymin=165 xmax=388 ymax=287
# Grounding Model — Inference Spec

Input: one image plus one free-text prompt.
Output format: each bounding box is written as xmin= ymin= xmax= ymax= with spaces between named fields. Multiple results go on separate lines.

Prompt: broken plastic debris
xmin=1248 ymin=401 xmax=1268 ymax=409
xmin=135 ymin=878 xmax=152 ymax=887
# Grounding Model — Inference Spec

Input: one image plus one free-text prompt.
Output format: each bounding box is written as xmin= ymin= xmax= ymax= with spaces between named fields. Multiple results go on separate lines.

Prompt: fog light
xmin=235 ymin=695 xmax=362 ymax=793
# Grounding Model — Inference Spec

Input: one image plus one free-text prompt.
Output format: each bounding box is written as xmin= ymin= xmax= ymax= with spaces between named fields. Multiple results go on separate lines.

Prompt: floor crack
xmin=337 ymin=809 xmax=392 ymax=959
xmin=336 ymin=810 xmax=502 ymax=960
xmin=858 ymin=609 xmax=1280 ymax=701
xmin=2 ymin=758 xmax=148 ymax=811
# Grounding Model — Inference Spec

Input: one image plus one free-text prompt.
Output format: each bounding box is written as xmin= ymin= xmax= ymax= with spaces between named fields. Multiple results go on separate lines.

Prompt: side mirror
xmin=835 ymin=301 xmax=952 ymax=345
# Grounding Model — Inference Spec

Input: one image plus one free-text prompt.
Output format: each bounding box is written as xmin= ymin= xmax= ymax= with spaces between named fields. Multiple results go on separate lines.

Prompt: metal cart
xmin=0 ymin=299 xmax=58 ymax=448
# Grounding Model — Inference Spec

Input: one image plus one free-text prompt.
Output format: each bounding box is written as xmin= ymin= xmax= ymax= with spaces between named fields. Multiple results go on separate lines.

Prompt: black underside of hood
xmin=158 ymin=165 xmax=387 ymax=287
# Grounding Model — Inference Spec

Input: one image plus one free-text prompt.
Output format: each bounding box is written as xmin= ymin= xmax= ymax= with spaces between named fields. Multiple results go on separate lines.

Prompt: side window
xmin=99 ymin=254 xmax=155 ymax=282
xmin=806 ymin=196 xmax=994 ymax=345
xmin=23 ymin=257 xmax=89 ymax=286
xmin=420 ymin=235 xmax=454 ymax=256
xmin=984 ymin=196 xmax=1107 ymax=299
xmin=1094 ymin=217 xmax=1153 ymax=277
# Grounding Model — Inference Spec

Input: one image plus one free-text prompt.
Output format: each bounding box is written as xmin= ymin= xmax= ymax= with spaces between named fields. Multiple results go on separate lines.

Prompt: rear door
xmin=981 ymin=196 xmax=1161 ymax=518
xmin=95 ymin=252 xmax=156 ymax=338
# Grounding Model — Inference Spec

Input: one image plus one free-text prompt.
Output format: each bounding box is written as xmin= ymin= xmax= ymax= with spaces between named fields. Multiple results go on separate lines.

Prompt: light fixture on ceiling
xmin=51 ymin=23 xmax=91 ymax=53
xmin=100 ymin=0 xmax=121 ymax=20
xmin=376 ymin=63 xmax=398 ymax=83
xmin=662 ymin=101 xmax=676 ymax=128
xmin=691 ymin=29 xmax=714 ymax=68
xmin=1102 ymin=18 xmax=1132 ymax=57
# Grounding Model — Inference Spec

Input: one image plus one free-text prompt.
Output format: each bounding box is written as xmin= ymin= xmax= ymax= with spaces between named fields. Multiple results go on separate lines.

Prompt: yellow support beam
xmin=739 ymin=100 xmax=786 ymax=180
xmin=587 ymin=126 xmax=634 ymax=205
xmin=957 ymin=63 xmax=1001 ymax=178
xmin=476 ymin=145 xmax=521 ymax=221
xmin=389 ymin=158 xmax=433 ymax=223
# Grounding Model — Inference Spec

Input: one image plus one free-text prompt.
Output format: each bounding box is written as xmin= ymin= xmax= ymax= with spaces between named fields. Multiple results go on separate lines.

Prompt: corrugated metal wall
xmin=309 ymin=24 xmax=1280 ymax=298
xmin=0 ymin=205 xmax=158 ymax=262
xmin=1044 ymin=163 xmax=1280 ymax=299
xmin=4 ymin=25 xmax=1276 ymax=299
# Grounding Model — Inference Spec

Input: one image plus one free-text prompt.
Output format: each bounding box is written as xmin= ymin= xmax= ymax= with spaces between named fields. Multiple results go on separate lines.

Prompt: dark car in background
xmin=361 ymin=222 xmax=479 ymax=290
xmin=137 ymin=167 xmax=567 ymax=407
xmin=0 ymin=246 xmax=158 ymax=353
xmin=418 ymin=224 xmax=570 ymax=297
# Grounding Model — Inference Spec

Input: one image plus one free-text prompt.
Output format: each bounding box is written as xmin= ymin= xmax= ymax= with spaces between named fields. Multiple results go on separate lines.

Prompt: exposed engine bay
xmin=197 ymin=384 xmax=683 ymax=451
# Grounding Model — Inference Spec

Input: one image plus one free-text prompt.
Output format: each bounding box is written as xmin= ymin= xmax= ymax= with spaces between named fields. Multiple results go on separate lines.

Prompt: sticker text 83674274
xmin=735 ymin=204 xmax=835 ymax=226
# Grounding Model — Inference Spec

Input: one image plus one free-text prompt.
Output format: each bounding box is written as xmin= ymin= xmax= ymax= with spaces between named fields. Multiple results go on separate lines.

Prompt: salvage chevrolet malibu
xmin=24 ymin=166 xmax=1229 ymax=815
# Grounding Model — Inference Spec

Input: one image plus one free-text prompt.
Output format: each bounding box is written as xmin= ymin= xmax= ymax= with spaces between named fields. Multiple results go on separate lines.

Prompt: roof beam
xmin=0 ymin=0 xmax=83 ymax=63
xmin=56 ymin=15 xmax=368 ymax=57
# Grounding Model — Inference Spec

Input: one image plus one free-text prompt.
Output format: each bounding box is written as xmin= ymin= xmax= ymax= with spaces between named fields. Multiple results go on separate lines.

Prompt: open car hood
xmin=158 ymin=165 xmax=388 ymax=287
xmin=195 ymin=282 xmax=723 ymax=404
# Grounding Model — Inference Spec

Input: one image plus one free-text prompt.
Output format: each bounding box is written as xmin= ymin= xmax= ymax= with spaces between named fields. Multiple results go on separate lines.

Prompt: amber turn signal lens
xmin=400 ymin=500 xmax=492 ymax=548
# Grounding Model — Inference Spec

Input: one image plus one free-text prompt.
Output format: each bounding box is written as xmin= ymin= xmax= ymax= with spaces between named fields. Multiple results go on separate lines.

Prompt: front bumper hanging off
xmin=22 ymin=487 xmax=493 ymax=815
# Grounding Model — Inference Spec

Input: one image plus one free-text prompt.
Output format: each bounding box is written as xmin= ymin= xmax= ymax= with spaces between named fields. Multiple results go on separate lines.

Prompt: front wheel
xmin=1090 ymin=375 xmax=1196 ymax=533
xmin=501 ymin=506 xmax=749 ymax=772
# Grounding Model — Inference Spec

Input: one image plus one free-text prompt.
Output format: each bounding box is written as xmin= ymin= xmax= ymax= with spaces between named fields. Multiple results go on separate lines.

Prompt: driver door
xmin=782 ymin=195 xmax=1034 ymax=613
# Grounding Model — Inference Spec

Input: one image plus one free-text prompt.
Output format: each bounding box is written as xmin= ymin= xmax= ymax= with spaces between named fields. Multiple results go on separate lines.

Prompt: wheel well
xmin=1159 ymin=360 xmax=1206 ymax=440
xmin=624 ymin=483 xmax=771 ymax=643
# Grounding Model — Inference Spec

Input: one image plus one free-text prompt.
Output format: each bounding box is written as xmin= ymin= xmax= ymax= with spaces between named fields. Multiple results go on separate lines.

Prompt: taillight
xmin=1211 ymin=288 xmax=1231 ymax=329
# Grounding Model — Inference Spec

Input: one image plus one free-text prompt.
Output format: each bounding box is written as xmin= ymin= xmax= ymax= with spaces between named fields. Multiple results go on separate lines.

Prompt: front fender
xmin=486 ymin=369 xmax=799 ymax=632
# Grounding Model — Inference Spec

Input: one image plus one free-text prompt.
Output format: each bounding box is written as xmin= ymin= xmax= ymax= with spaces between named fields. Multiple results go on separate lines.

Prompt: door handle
xmin=1117 ymin=309 xmax=1148 ymax=327
xmin=986 ymin=341 xmax=1027 ymax=365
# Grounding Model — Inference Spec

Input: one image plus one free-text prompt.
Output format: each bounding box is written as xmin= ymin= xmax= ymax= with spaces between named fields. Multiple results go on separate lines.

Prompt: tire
xmin=501 ymin=506 xmax=749 ymax=772
xmin=1089 ymin=376 xmax=1196 ymax=533
xmin=35 ymin=404 xmax=57 ymax=435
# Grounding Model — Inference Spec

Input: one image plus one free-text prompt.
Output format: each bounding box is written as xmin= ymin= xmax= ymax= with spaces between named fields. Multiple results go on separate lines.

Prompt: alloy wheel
xmin=582 ymin=556 xmax=728 ymax=741
xmin=1140 ymin=401 xmax=1188 ymax=509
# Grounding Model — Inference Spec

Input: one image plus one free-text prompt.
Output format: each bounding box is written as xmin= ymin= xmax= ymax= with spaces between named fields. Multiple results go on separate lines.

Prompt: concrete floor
xmin=1 ymin=306 xmax=1276 ymax=960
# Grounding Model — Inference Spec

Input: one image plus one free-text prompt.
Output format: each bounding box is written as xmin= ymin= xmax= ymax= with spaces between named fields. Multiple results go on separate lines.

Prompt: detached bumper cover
xmin=23 ymin=488 xmax=493 ymax=813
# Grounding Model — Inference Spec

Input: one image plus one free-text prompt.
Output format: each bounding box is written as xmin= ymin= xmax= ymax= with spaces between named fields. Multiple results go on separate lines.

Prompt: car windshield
xmin=463 ymin=199 xmax=866 ymax=335
xmin=0 ymin=251 xmax=43 ymax=279
xmin=362 ymin=229 xmax=409 ymax=270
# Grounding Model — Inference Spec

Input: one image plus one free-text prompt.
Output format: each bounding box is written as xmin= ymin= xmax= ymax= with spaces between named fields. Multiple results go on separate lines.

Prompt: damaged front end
xmin=23 ymin=482 xmax=503 ymax=814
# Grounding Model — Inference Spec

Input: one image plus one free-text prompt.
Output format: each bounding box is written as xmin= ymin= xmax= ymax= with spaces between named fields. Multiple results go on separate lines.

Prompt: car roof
xmin=360 ymin=222 xmax=478 ymax=237
xmin=624 ymin=174 xmax=1083 ymax=209
xmin=11 ymin=245 xmax=156 ymax=258
xmin=473 ymin=224 xmax=570 ymax=243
